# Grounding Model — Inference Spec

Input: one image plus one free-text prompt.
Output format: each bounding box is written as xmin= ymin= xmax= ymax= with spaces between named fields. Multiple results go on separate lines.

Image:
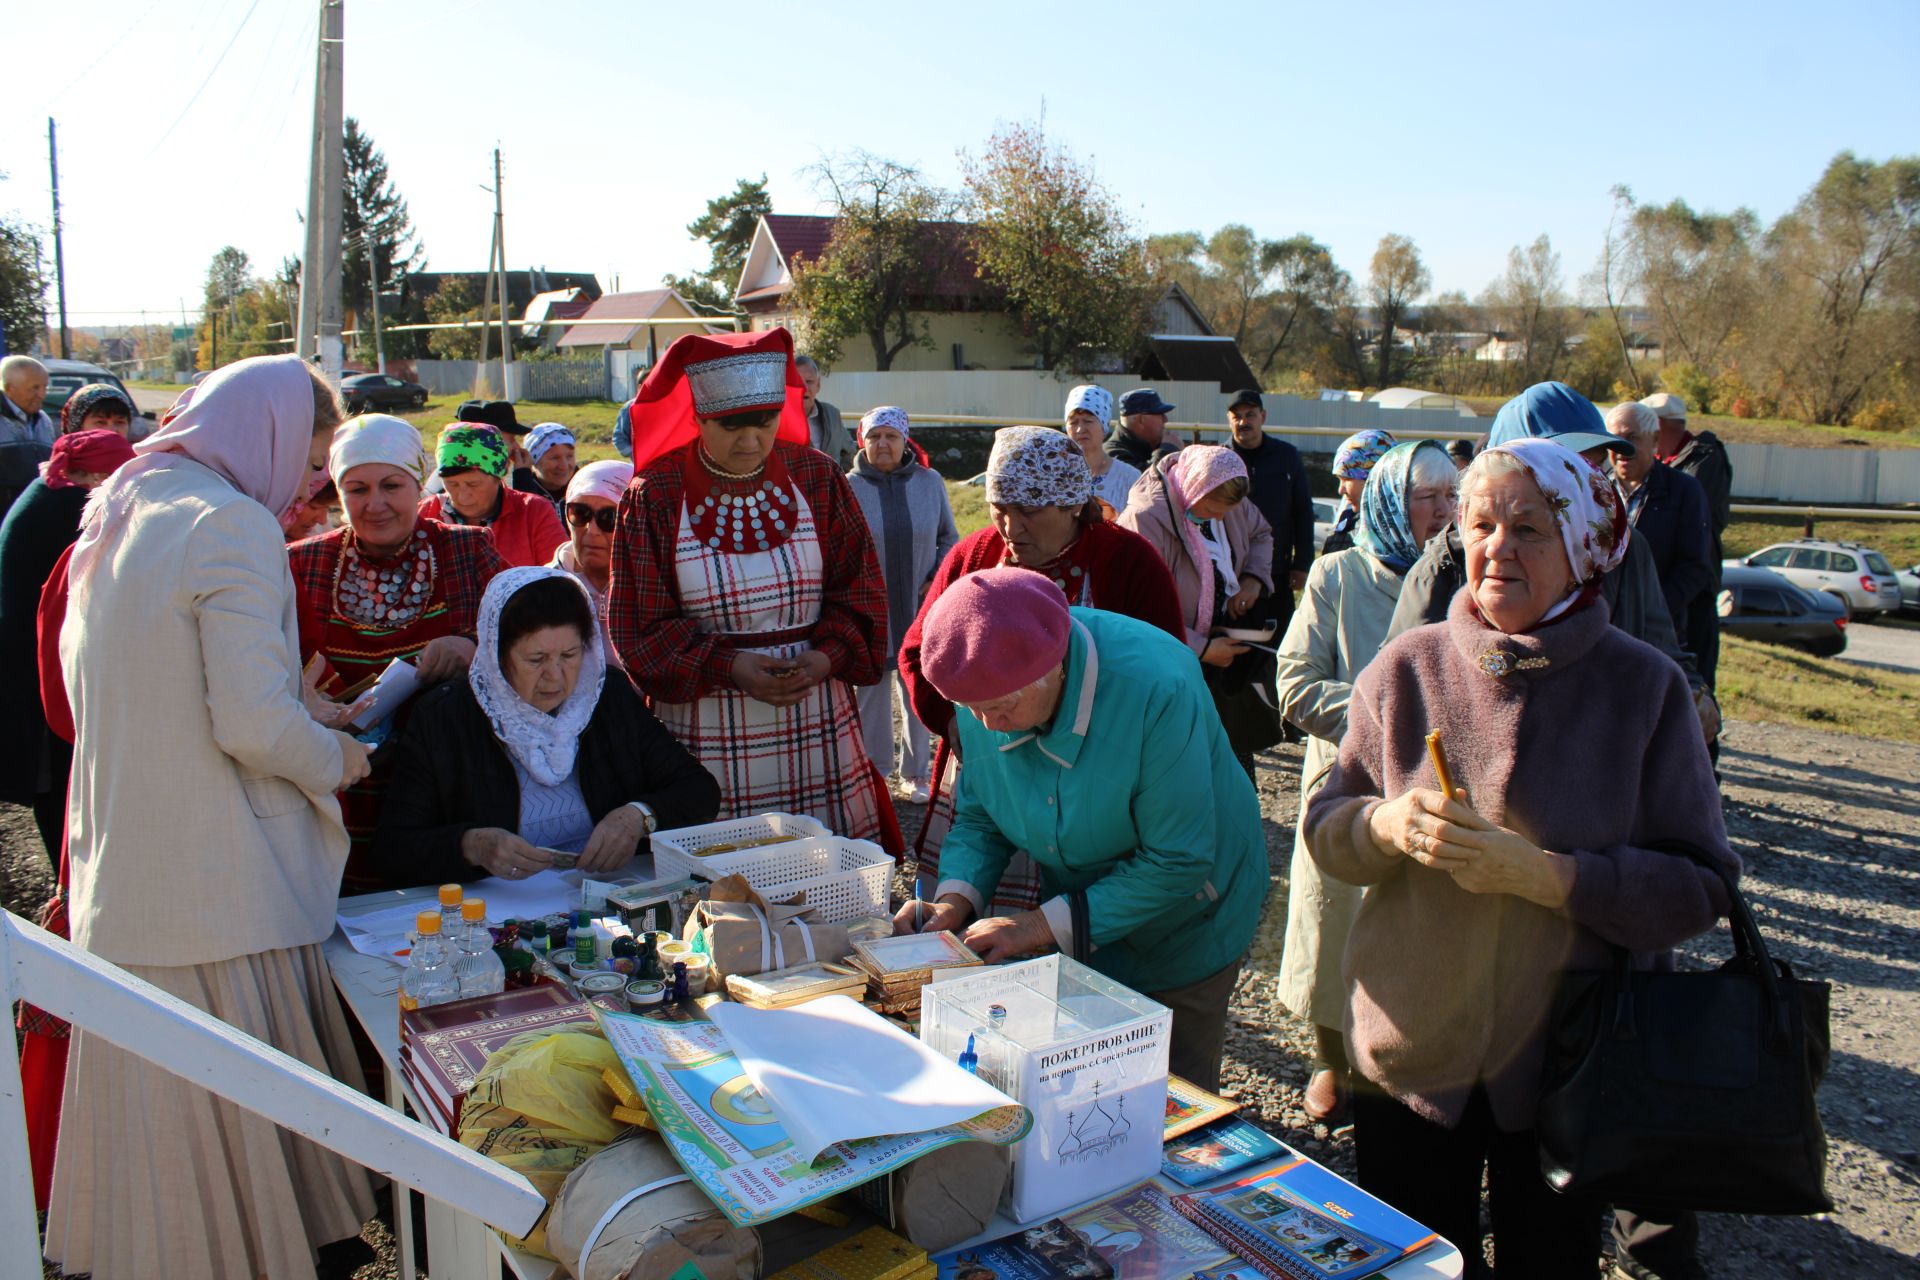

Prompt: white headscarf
xmin=468 ymin=566 xmax=608 ymax=787
xmin=525 ymin=422 xmax=576 ymax=463
xmin=328 ymin=413 xmax=429 ymax=487
xmin=565 ymin=459 xmax=633 ymax=505
xmin=71 ymin=354 xmax=318 ymax=601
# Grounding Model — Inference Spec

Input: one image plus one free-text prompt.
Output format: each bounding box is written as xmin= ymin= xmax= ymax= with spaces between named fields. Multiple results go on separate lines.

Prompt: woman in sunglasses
xmin=549 ymin=459 xmax=633 ymax=665
xmin=288 ymin=414 xmax=507 ymax=891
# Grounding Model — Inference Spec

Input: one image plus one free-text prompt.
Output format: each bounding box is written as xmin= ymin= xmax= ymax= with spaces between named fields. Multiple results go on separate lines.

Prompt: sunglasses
xmin=565 ymin=503 xmax=617 ymax=532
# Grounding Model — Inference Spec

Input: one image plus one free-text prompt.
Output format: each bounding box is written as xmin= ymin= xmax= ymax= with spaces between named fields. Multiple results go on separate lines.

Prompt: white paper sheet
xmin=348 ymin=658 xmax=422 ymax=730
xmin=337 ymin=900 xmax=432 ymax=964
xmin=707 ymin=994 xmax=1019 ymax=1164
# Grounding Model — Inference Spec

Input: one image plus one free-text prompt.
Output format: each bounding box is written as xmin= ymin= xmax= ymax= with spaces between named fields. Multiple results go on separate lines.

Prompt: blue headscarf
xmin=1486 ymin=381 xmax=1616 ymax=454
xmin=1355 ymin=440 xmax=1450 ymax=574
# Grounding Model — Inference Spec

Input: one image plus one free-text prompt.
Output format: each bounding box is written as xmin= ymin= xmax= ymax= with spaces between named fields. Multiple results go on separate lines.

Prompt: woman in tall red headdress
xmin=607 ymin=328 xmax=900 ymax=851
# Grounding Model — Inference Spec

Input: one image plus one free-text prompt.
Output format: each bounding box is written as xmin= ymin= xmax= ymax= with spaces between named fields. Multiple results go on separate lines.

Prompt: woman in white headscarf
xmin=1061 ymin=384 xmax=1139 ymax=515
xmin=548 ymin=458 xmax=634 ymax=665
xmin=376 ymin=566 xmax=719 ymax=886
xmin=50 ymin=354 xmax=379 ymax=1280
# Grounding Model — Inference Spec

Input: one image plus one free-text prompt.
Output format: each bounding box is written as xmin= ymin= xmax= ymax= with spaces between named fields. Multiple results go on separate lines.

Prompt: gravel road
xmin=6 ymin=717 xmax=1915 ymax=1279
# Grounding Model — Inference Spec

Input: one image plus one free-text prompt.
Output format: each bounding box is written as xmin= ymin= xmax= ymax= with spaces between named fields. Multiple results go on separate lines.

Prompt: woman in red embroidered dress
xmin=288 ymin=415 xmax=506 ymax=891
xmin=898 ymin=426 xmax=1184 ymax=907
xmin=607 ymin=329 xmax=898 ymax=850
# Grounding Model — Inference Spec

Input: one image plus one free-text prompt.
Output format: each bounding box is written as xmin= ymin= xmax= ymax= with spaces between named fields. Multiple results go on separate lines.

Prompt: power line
xmin=150 ymin=0 xmax=264 ymax=152
xmin=46 ymin=0 xmax=167 ymax=105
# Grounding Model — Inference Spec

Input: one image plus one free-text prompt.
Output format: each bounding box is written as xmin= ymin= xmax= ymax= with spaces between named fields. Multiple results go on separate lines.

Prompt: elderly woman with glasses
xmin=1303 ymin=437 xmax=1736 ymax=1277
xmin=894 ymin=568 xmax=1266 ymax=1090
xmin=899 ymin=426 xmax=1183 ymax=910
xmin=549 ymin=459 xmax=634 ymax=666
xmin=289 ymin=414 xmax=508 ymax=890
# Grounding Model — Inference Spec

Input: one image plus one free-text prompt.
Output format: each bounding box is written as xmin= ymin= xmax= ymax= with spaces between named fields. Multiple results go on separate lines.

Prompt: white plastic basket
xmin=651 ymin=812 xmax=831 ymax=881
xmin=748 ymin=838 xmax=892 ymax=924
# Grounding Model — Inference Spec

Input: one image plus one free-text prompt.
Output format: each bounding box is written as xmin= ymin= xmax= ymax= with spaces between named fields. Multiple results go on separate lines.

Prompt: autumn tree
xmin=1624 ymin=194 xmax=1759 ymax=374
xmin=342 ymin=118 xmax=426 ymax=360
xmin=1478 ymin=234 xmax=1571 ymax=383
xmin=668 ymin=175 xmax=773 ymax=315
xmin=1758 ymin=151 xmax=1920 ymax=424
xmin=961 ymin=123 xmax=1155 ymax=373
xmin=1367 ymin=234 xmax=1429 ymax=385
xmin=425 ymin=276 xmax=484 ymax=359
xmin=788 ymin=153 xmax=964 ymax=370
xmin=0 ymin=199 xmax=46 ymax=355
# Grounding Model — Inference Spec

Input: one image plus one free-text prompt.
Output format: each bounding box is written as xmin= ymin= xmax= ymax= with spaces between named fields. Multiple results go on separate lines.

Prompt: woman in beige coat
xmin=47 ymin=356 xmax=378 ymax=1280
xmin=1273 ymin=441 xmax=1456 ymax=1122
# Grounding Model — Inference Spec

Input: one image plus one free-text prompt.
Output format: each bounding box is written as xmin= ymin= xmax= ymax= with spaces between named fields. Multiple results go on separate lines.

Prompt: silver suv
xmin=1737 ymin=539 xmax=1901 ymax=618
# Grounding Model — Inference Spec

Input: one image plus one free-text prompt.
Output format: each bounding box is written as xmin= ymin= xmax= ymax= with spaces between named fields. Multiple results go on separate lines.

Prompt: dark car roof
xmin=1723 ymin=564 xmax=1844 ymax=613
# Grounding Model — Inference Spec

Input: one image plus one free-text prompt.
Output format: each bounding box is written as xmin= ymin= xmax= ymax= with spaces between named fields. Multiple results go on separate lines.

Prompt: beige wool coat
xmin=61 ymin=460 xmax=354 ymax=967
xmin=1271 ymin=545 xmax=1404 ymax=1025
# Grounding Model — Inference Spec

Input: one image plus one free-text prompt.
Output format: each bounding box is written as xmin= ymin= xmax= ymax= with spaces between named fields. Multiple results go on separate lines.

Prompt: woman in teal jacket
xmin=895 ymin=567 xmax=1266 ymax=1088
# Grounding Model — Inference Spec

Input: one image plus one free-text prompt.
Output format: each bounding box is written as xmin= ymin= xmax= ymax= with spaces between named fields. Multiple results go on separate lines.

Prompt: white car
xmin=1312 ymin=499 xmax=1337 ymax=553
xmin=1897 ymin=562 xmax=1920 ymax=615
xmin=1734 ymin=539 xmax=1902 ymax=618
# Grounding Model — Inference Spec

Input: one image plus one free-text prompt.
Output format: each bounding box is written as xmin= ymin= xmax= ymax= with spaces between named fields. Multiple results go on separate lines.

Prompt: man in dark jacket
xmin=796 ymin=355 xmax=856 ymax=469
xmin=1607 ymin=402 xmax=1716 ymax=667
xmin=1645 ymin=392 xmax=1732 ymax=688
xmin=1105 ymin=388 xmax=1182 ymax=469
xmin=1225 ymin=390 xmax=1314 ymax=597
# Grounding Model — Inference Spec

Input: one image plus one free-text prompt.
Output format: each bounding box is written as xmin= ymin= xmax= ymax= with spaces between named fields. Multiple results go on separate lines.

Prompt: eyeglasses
xmin=565 ymin=503 xmax=617 ymax=532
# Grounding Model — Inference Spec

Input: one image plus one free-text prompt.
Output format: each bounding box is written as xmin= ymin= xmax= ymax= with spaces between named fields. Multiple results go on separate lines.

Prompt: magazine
xmin=1163 ymin=1075 xmax=1242 ymax=1141
xmin=1162 ymin=1116 xmax=1290 ymax=1187
xmin=1172 ymin=1159 xmax=1439 ymax=1280
xmin=600 ymin=1007 xmax=1030 ymax=1227
xmin=935 ymin=1182 xmax=1233 ymax=1280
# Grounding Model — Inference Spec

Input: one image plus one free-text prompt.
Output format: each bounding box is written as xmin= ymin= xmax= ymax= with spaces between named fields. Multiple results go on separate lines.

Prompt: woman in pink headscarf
xmin=49 ymin=355 xmax=379 ymax=1280
xmin=550 ymin=457 xmax=634 ymax=665
xmin=1119 ymin=444 xmax=1278 ymax=776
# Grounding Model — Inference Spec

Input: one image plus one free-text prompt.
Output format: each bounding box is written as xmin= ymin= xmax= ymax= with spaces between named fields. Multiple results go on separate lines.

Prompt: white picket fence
xmin=0 ymin=910 xmax=544 ymax=1280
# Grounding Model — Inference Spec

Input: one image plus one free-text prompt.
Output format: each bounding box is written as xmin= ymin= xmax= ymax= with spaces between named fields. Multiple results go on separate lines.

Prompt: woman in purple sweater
xmin=1304 ymin=437 xmax=1737 ymax=1278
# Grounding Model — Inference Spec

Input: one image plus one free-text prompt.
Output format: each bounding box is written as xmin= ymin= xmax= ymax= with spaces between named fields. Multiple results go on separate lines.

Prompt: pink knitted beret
xmin=919 ymin=567 xmax=1072 ymax=705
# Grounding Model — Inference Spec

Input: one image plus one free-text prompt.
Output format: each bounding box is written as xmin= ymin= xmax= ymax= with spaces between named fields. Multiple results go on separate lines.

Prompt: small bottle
xmin=574 ymin=910 xmax=596 ymax=970
xmin=528 ymin=920 xmax=550 ymax=955
xmin=638 ymin=934 xmax=660 ymax=981
xmin=976 ymin=1004 xmax=1011 ymax=1089
xmin=399 ymin=911 xmax=461 ymax=1018
xmin=437 ymin=883 xmax=464 ymax=935
xmin=454 ymin=898 xmax=506 ymax=997
xmin=670 ymin=960 xmax=690 ymax=1007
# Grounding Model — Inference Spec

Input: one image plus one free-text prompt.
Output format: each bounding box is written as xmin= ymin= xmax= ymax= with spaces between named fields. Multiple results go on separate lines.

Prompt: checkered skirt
xmin=652 ymin=496 xmax=886 ymax=843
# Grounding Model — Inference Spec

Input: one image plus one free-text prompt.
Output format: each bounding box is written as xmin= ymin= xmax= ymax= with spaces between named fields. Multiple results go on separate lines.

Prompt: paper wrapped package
xmin=691 ymin=876 xmax=851 ymax=980
xmin=548 ymin=1131 xmax=762 ymax=1280
xmin=457 ymin=1028 xmax=623 ymax=1258
xmin=888 ymin=1139 xmax=1012 ymax=1251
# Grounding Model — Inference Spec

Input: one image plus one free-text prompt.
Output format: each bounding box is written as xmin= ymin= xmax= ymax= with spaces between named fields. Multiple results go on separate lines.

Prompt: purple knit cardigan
xmin=1304 ymin=590 xmax=1738 ymax=1131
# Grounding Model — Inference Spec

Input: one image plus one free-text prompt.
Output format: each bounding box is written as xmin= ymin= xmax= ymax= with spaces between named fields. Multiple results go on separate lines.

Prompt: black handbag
xmin=1535 ymin=844 xmax=1833 ymax=1214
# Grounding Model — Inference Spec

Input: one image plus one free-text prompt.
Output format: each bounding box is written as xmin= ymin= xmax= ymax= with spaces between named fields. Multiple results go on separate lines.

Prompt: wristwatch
xmin=625 ymin=800 xmax=658 ymax=836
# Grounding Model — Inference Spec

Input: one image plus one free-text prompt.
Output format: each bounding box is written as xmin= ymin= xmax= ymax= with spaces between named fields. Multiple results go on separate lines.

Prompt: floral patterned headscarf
xmin=435 ymin=423 xmax=510 ymax=478
xmin=1332 ymin=429 xmax=1396 ymax=481
xmin=1475 ymin=437 xmax=1631 ymax=626
xmin=985 ymin=426 xmax=1092 ymax=508
xmin=1355 ymin=440 xmax=1450 ymax=574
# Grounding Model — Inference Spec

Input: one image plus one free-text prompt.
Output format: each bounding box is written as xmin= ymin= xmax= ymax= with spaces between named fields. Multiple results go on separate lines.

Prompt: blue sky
xmin=6 ymin=0 xmax=1918 ymax=326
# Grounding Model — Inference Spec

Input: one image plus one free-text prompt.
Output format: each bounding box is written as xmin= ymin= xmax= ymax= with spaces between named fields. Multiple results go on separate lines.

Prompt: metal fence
xmin=411 ymin=358 xmax=608 ymax=401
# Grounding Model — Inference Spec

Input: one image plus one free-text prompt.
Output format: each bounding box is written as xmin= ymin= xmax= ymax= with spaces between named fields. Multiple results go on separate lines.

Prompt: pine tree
xmin=342 ymin=118 xmax=427 ymax=357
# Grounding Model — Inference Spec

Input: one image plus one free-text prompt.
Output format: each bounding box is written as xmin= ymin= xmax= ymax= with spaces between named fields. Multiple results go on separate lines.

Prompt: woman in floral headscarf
xmin=289 ymin=414 xmax=507 ymax=891
xmin=1272 ymin=440 xmax=1457 ymax=1123
xmin=418 ymin=422 xmax=567 ymax=567
xmin=899 ymin=426 xmax=1183 ymax=908
xmin=1303 ymin=437 xmax=1736 ymax=1277
xmin=1322 ymin=428 xmax=1396 ymax=555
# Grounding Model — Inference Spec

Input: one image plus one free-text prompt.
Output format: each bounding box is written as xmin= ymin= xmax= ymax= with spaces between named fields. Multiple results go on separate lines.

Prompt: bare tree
xmin=1479 ymin=234 xmax=1570 ymax=383
xmin=1368 ymin=234 xmax=1429 ymax=386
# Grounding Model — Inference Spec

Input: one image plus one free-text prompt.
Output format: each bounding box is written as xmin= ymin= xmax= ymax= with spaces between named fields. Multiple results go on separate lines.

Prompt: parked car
xmin=1718 ymin=565 xmax=1849 ymax=657
xmin=40 ymin=359 xmax=157 ymax=442
xmin=341 ymin=373 xmax=428 ymax=413
xmin=1312 ymin=498 xmax=1336 ymax=553
xmin=1735 ymin=538 xmax=1902 ymax=618
xmin=1897 ymin=563 xmax=1920 ymax=615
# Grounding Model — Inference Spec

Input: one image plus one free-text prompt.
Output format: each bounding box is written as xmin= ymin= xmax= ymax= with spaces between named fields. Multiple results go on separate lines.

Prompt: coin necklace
xmin=334 ymin=527 xmax=437 ymax=628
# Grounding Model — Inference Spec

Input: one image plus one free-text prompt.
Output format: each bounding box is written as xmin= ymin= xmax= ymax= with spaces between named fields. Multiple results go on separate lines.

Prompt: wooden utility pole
xmin=47 ymin=119 xmax=70 ymax=359
xmin=492 ymin=148 xmax=513 ymax=399
xmin=295 ymin=0 xmax=345 ymax=379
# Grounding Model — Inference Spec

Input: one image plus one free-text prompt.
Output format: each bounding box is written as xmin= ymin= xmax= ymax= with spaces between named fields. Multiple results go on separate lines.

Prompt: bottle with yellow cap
xmin=436 ymin=883 xmax=464 ymax=936
xmin=399 ymin=910 xmax=461 ymax=1016
xmin=453 ymin=898 xmax=506 ymax=997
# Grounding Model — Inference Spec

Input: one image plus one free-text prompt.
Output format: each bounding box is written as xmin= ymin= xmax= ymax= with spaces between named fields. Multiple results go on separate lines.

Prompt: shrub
xmin=1850 ymin=399 xmax=1908 ymax=432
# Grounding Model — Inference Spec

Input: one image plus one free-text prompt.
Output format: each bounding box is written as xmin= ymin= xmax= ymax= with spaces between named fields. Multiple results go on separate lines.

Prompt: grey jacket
xmin=846 ymin=454 xmax=958 ymax=656
xmin=1384 ymin=524 xmax=1704 ymax=692
xmin=811 ymin=400 xmax=857 ymax=470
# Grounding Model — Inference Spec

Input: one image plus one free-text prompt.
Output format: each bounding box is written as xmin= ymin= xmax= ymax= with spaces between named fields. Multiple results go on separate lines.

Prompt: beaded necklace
xmin=682 ymin=444 xmax=799 ymax=555
xmin=333 ymin=526 xmax=437 ymax=628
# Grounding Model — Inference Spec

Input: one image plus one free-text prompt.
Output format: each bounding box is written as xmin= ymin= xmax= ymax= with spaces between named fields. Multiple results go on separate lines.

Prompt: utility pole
xmin=492 ymin=147 xmax=514 ymax=399
xmin=295 ymin=0 xmax=345 ymax=380
xmin=47 ymin=119 xmax=70 ymax=359
xmin=364 ymin=240 xmax=386 ymax=374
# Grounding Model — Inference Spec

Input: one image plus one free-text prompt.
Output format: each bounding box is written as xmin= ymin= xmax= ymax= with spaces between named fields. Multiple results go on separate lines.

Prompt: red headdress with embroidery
xmin=624 ymin=328 xmax=810 ymax=469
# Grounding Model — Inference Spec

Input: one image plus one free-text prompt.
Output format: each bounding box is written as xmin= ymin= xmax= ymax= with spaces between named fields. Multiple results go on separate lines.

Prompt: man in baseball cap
xmin=1641 ymin=389 xmax=1733 ymax=690
xmin=1105 ymin=388 xmax=1181 ymax=470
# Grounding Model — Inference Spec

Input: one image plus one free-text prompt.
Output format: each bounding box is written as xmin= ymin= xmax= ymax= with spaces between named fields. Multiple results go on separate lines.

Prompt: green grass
xmin=1724 ymin=515 xmax=1920 ymax=569
xmin=1717 ymin=635 xmax=1920 ymax=743
xmin=403 ymin=393 xmax=623 ymax=443
xmin=946 ymin=479 xmax=990 ymax=538
xmin=127 ymin=379 xmax=190 ymax=392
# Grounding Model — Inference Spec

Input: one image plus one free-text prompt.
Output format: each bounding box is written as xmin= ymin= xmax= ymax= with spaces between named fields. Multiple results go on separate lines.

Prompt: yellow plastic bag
xmin=458 ymin=1027 xmax=623 ymax=1258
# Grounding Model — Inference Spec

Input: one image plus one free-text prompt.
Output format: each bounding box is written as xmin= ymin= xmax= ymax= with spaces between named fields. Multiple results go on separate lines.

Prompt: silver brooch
xmin=1477 ymin=649 xmax=1549 ymax=678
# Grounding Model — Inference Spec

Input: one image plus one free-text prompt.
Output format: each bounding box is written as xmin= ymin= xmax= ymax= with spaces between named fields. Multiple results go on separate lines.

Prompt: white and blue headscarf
xmin=525 ymin=422 xmax=576 ymax=463
xmin=1064 ymin=384 xmax=1114 ymax=426
xmin=1355 ymin=440 xmax=1451 ymax=574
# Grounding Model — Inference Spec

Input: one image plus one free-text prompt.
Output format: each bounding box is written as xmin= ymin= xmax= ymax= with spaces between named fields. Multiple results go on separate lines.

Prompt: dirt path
xmin=5 ymin=718 xmax=1915 ymax=1278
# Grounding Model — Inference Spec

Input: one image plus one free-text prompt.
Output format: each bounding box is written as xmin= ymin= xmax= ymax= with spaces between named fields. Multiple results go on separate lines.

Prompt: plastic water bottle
xmin=399 ymin=910 xmax=461 ymax=1018
xmin=437 ymin=883 xmax=464 ymax=935
xmin=454 ymin=898 xmax=506 ymax=998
